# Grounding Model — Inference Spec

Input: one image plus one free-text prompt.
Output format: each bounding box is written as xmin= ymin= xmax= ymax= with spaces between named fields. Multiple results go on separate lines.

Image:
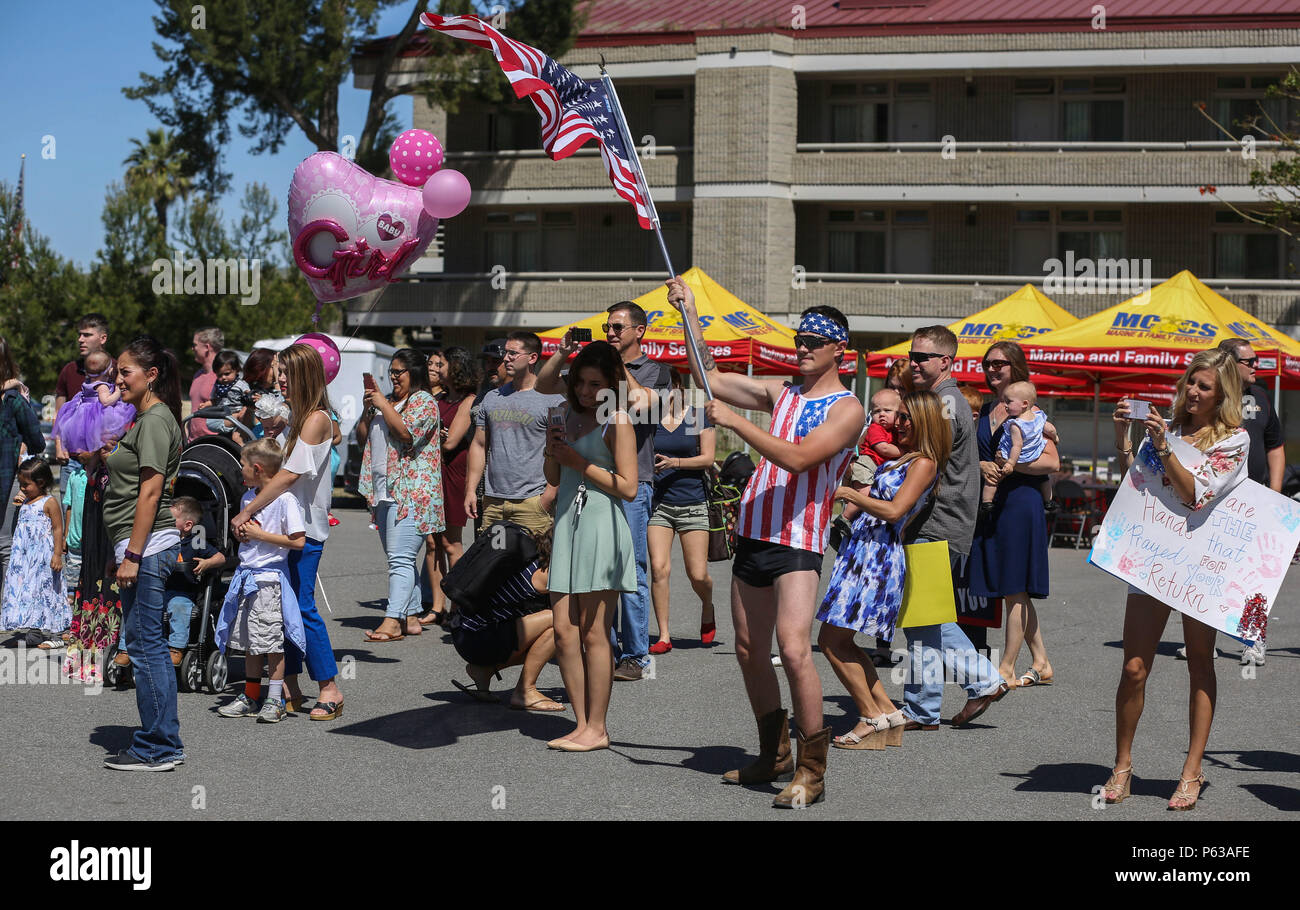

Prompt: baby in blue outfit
xmin=984 ymin=380 xmax=1056 ymax=511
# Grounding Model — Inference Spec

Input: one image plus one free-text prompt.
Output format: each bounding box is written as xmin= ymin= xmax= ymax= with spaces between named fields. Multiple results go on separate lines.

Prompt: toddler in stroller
xmin=447 ymin=522 xmax=564 ymax=712
xmin=163 ymin=496 xmax=227 ymax=668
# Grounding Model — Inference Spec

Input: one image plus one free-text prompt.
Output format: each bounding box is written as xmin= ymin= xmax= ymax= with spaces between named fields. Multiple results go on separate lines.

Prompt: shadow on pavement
xmin=1239 ymin=784 xmax=1300 ymax=811
xmin=606 ymin=740 xmax=754 ymax=776
xmin=326 ymin=692 xmax=572 ymax=748
xmin=1002 ymin=762 xmax=1180 ymax=799
xmin=89 ymin=724 xmax=139 ymax=756
xmin=332 ymin=647 xmax=400 ymax=665
xmin=1203 ymin=749 xmax=1300 ymax=774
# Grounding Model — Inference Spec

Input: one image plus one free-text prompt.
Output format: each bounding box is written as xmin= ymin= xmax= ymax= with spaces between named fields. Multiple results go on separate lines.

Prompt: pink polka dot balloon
xmin=389 ymin=129 xmax=444 ymax=187
xmin=295 ymin=332 xmax=342 ymax=384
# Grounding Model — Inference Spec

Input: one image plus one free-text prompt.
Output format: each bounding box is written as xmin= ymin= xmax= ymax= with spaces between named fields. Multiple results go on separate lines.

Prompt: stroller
xmin=104 ymin=420 xmax=246 ymax=692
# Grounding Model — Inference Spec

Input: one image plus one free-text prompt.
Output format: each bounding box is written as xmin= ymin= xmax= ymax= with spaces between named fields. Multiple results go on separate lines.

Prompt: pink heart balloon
xmin=288 ymin=151 xmax=441 ymax=303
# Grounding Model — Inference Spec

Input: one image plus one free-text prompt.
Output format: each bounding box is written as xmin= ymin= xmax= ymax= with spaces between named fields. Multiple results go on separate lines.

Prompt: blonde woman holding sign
xmin=816 ymin=390 xmax=949 ymax=749
xmin=1101 ymin=350 xmax=1247 ymax=811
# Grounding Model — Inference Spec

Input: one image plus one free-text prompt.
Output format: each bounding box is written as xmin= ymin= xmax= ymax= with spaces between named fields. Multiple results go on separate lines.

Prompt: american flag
xmin=420 ymin=13 xmax=653 ymax=229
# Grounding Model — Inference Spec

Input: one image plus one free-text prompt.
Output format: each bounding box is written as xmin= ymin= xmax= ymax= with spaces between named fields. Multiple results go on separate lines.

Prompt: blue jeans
xmin=165 ymin=593 xmax=196 ymax=649
xmin=901 ymin=541 xmax=1003 ymax=726
xmin=284 ymin=539 xmax=339 ymax=682
xmin=612 ymin=481 xmax=653 ymax=667
xmin=120 ymin=546 xmax=184 ymax=762
xmin=377 ymin=502 xmax=423 ymax=620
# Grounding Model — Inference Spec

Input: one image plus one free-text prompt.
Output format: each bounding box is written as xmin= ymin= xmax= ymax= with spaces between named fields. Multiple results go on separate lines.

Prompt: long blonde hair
xmin=1169 ymin=350 xmax=1242 ymax=451
xmin=892 ymin=390 xmax=952 ymax=481
xmin=279 ymin=344 xmax=332 ymax=459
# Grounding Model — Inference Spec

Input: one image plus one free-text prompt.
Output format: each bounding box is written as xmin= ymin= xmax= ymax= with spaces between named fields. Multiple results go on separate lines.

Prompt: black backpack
xmin=441 ymin=521 xmax=539 ymax=618
xmin=719 ymin=451 xmax=756 ymax=491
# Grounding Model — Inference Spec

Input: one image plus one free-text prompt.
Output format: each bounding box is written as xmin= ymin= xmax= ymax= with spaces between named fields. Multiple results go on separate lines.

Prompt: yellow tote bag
xmin=896 ymin=540 xmax=958 ymax=629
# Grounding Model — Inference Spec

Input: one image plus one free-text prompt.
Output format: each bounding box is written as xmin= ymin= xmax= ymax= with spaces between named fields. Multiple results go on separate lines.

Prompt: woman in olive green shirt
xmin=101 ymin=336 xmax=186 ymax=772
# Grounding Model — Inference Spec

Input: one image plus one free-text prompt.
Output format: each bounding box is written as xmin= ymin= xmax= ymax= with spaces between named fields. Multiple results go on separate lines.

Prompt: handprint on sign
xmin=1251 ymin=532 xmax=1287 ymax=579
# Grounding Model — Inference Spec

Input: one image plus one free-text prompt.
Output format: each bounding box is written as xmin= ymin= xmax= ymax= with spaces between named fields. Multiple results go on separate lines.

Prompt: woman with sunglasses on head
xmin=969 ymin=342 xmax=1060 ymax=691
xmin=1100 ymin=350 xmax=1247 ymax=811
xmin=817 ymin=390 xmax=949 ymax=750
xmin=231 ymin=344 xmax=344 ymax=720
xmin=358 ymin=349 xmax=445 ymax=642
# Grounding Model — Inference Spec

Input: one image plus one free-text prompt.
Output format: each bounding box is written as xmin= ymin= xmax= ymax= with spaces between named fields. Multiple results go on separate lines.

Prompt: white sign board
xmin=1090 ymin=435 xmax=1299 ymax=644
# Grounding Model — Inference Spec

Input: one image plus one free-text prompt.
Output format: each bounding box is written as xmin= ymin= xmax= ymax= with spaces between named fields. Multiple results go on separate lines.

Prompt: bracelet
xmin=1116 ymin=444 xmax=1132 ymax=454
xmin=124 ymin=549 xmax=143 ymax=564
xmin=1156 ymin=444 xmax=1172 ymax=458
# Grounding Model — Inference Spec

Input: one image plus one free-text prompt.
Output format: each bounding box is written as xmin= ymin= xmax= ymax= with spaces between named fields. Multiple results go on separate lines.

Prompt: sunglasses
xmin=896 ymin=412 xmax=912 ymax=424
xmin=794 ymin=334 xmax=835 ymax=350
xmin=984 ymin=359 xmax=1012 ymax=371
xmin=1237 ymin=357 xmax=1259 ymax=368
xmin=908 ymin=351 xmax=947 ymax=364
xmin=602 ymin=323 xmax=633 ymax=335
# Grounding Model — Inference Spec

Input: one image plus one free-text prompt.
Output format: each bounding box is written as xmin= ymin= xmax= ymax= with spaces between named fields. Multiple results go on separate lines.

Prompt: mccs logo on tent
xmin=1106 ymin=312 xmax=1217 ymax=339
xmin=958 ymin=322 xmax=1053 ymax=343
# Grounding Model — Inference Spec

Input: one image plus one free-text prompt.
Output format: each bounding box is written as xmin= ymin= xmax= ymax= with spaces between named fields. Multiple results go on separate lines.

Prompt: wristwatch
xmin=124 ymin=549 xmax=143 ymax=564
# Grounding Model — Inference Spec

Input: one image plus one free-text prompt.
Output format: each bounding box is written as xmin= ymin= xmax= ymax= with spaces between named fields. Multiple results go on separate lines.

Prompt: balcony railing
xmin=445 ymin=146 xmax=693 ymax=160
xmin=800 ymin=272 xmax=1300 ymax=290
xmin=796 ymin=141 xmax=1284 ymax=153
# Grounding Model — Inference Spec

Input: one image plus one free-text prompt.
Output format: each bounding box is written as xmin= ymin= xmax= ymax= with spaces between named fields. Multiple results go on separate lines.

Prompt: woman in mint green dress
xmin=543 ymin=341 xmax=638 ymax=753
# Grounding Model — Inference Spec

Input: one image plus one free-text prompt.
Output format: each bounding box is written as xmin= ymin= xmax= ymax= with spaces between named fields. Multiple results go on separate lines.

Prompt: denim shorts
xmin=649 ymin=500 xmax=709 ymax=534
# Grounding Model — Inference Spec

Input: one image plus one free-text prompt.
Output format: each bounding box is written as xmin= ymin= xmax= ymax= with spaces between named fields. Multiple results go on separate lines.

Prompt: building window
xmin=1013 ymin=77 xmax=1126 ymax=141
xmin=650 ymin=86 xmax=692 ymax=147
xmin=487 ymin=108 xmax=540 ymax=151
xmin=824 ymin=208 xmax=930 ymax=273
xmin=1212 ymin=75 xmax=1290 ymax=140
xmin=1010 ymin=208 xmax=1125 ymax=274
xmin=1214 ymin=210 xmax=1284 ymax=279
xmin=814 ymin=80 xmax=934 ymax=142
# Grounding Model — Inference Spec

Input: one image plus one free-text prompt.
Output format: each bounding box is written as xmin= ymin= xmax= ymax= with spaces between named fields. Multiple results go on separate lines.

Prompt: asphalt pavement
xmin=2 ymin=498 xmax=1296 ymax=821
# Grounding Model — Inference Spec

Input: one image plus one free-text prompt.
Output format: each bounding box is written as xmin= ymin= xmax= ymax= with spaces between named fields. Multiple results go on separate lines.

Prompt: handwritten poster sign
xmin=1090 ymin=435 xmax=1300 ymax=643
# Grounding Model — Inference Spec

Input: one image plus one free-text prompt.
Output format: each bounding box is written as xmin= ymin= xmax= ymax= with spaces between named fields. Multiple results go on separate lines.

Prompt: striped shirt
xmin=452 ymin=559 xmax=547 ymax=633
xmin=738 ymin=386 xmax=860 ymax=554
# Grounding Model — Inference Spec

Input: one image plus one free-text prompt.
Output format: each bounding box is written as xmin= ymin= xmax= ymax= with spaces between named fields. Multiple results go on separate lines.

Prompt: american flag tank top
xmin=738 ymin=386 xmax=859 ymax=554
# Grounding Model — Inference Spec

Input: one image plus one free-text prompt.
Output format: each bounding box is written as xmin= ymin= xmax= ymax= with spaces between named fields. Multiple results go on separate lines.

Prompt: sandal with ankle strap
xmin=1101 ymin=766 xmax=1133 ymax=804
xmin=1167 ymin=772 xmax=1207 ymax=811
xmin=832 ymin=716 xmax=888 ymax=751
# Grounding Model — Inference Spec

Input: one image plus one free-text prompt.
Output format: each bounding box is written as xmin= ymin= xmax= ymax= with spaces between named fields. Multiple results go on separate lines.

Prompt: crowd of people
xmin=0 ymin=288 xmax=1281 ymax=809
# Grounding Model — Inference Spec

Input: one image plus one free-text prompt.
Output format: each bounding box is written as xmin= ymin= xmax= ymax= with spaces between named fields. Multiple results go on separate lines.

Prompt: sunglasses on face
xmin=794 ymin=334 xmax=834 ymax=350
xmin=1237 ymin=357 xmax=1259 ymax=368
xmin=896 ymin=412 xmax=912 ymax=424
xmin=984 ymin=359 xmax=1011 ymax=371
xmin=908 ymin=351 xmax=947 ymax=364
xmin=602 ymin=323 xmax=632 ymax=335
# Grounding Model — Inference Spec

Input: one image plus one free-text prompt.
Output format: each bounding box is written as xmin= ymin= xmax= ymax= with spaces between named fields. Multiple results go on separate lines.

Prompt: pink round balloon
xmin=422 ymin=168 xmax=472 ymax=219
xmin=295 ymin=332 xmax=342 ymax=385
xmin=389 ymin=129 xmax=444 ymax=187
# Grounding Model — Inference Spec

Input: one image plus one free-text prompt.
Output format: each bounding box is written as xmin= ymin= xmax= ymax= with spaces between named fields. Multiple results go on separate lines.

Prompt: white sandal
xmin=833 ymin=715 xmax=888 ymax=751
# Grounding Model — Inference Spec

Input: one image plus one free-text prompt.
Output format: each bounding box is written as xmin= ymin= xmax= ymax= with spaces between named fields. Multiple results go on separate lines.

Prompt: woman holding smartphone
xmin=1100 ymin=350 xmax=1247 ymax=811
xmin=542 ymin=341 xmax=638 ymax=753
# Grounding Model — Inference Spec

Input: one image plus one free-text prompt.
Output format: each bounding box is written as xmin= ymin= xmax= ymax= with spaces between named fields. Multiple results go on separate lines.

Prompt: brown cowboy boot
xmin=722 ymin=708 xmax=794 ymax=785
xmin=772 ymin=725 xmax=830 ymax=809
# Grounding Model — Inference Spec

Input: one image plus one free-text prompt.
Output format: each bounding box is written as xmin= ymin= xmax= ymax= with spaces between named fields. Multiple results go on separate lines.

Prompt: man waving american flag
xmin=420 ymin=12 xmax=653 ymax=229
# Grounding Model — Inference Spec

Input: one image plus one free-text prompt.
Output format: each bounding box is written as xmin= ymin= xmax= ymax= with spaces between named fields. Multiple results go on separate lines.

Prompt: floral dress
xmin=1 ymin=495 xmax=67 ymax=633
xmin=1133 ymin=426 xmax=1249 ymax=510
xmin=358 ymin=390 xmax=445 ymax=534
xmin=816 ymin=458 xmax=934 ymax=642
xmin=62 ymin=465 xmax=122 ymax=682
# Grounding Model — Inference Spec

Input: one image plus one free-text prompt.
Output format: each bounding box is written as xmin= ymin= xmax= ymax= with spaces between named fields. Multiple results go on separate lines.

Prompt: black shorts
xmin=451 ymin=619 xmax=521 ymax=667
xmin=732 ymin=537 xmax=824 ymax=588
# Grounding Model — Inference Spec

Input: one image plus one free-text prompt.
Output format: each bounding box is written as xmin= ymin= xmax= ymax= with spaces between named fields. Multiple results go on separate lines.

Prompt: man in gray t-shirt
xmin=465 ymin=332 xmax=562 ymax=539
xmin=900 ymin=326 xmax=1007 ymax=730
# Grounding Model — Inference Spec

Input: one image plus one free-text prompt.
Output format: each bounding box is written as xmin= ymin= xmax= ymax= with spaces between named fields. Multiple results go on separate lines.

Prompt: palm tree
xmin=123 ymin=128 xmax=192 ymax=244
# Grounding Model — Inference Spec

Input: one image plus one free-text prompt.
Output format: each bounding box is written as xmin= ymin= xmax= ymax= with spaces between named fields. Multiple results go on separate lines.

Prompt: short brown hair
xmin=983 ymin=341 xmax=1030 ymax=389
xmin=241 ymin=437 xmax=283 ymax=476
xmin=912 ymin=325 xmax=957 ymax=357
xmin=1216 ymin=337 xmax=1251 ymax=359
xmin=170 ymin=496 xmax=203 ymax=524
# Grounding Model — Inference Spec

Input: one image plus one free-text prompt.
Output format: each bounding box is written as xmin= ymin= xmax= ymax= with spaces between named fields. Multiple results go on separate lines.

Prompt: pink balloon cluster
xmin=388 ymin=128 xmax=472 ymax=219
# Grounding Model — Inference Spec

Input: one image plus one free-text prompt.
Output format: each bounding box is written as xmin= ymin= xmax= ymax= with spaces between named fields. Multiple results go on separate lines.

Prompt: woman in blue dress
xmin=969 ymin=342 xmax=1059 ymax=689
xmin=816 ymin=391 xmax=950 ymax=749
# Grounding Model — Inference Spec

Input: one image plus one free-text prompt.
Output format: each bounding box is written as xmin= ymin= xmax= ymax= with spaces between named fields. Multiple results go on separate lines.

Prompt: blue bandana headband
xmin=798 ymin=313 xmax=848 ymax=344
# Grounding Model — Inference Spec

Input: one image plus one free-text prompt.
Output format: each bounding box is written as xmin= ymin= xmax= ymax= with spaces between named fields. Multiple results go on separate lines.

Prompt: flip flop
xmin=452 ymin=679 xmax=498 ymax=703
xmin=309 ymin=701 xmax=343 ymax=721
xmin=364 ymin=630 xmax=405 ymax=643
xmin=1017 ymin=668 xmax=1053 ymax=687
xmin=419 ymin=612 xmax=445 ymax=627
xmin=510 ymin=697 xmax=566 ymax=713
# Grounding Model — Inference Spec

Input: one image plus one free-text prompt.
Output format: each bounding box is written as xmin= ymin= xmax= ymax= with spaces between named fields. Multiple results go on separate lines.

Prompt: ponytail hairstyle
xmin=121 ymin=334 xmax=182 ymax=425
xmin=278 ymin=343 xmax=332 ymax=460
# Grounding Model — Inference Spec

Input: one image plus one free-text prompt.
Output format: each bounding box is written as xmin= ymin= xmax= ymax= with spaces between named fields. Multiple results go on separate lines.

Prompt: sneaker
xmin=103 ymin=749 xmax=176 ymax=772
xmin=1241 ymin=641 xmax=1266 ymax=666
xmin=613 ymin=657 xmax=644 ymax=681
xmin=1175 ymin=646 xmax=1219 ymax=661
xmin=257 ymin=698 xmax=286 ymax=723
xmin=771 ymin=654 xmax=783 ymax=667
xmin=217 ymin=693 xmax=261 ymax=718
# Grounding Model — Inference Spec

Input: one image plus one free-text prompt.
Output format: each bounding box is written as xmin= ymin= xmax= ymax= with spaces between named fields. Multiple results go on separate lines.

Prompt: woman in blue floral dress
xmin=816 ymin=391 xmax=951 ymax=749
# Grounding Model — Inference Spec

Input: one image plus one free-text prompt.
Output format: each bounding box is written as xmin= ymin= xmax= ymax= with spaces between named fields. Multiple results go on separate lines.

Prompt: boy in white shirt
xmin=215 ymin=438 xmax=307 ymax=723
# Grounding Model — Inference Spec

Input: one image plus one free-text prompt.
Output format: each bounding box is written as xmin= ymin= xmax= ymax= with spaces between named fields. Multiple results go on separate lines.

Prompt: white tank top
xmin=280 ymin=413 xmax=333 ymax=542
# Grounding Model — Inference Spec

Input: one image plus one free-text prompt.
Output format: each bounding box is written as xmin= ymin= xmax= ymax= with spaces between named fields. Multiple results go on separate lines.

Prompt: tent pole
xmin=1275 ymin=366 xmax=1281 ymax=414
xmin=743 ymin=361 xmax=753 ymax=457
xmin=1092 ymin=379 xmax=1100 ymax=480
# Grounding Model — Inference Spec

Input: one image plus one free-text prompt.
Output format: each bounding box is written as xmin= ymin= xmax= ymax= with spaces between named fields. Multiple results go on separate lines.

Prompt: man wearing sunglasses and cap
xmin=668 ymin=275 xmax=864 ymax=809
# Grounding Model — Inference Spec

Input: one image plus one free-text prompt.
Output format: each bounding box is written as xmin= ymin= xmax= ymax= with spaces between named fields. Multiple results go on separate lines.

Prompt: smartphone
xmin=363 ymin=372 xmax=377 ymax=391
xmin=547 ymin=405 xmax=567 ymax=432
xmin=1126 ymin=399 xmax=1150 ymax=421
xmin=571 ymin=327 xmax=592 ymax=344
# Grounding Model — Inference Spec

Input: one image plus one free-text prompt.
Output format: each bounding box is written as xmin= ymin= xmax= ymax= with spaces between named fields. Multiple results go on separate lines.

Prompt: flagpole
xmin=600 ymin=65 xmax=713 ymax=400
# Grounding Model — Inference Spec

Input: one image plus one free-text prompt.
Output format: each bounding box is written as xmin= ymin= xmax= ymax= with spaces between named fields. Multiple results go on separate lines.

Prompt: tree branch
xmin=358 ymin=0 xmax=430 ymax=162
xmin=267 ymin=84 xmax=333 ymax=150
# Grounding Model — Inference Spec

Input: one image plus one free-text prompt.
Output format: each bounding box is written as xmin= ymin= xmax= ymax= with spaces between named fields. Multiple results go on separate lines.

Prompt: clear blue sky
xmin=1 ymin=2 xmax=420 ymax=268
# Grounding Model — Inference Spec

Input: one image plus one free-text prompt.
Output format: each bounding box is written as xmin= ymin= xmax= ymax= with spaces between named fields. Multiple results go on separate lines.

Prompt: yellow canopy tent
xmin=539 ymin=267 xmax=857 ymax=375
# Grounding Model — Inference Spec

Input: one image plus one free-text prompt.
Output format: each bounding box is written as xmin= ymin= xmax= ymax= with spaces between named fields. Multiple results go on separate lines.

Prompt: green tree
xmin=123 ymin=127 xmax=193 ymax=245
xmin=124 ymin=0 xmax=583 ymax=189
